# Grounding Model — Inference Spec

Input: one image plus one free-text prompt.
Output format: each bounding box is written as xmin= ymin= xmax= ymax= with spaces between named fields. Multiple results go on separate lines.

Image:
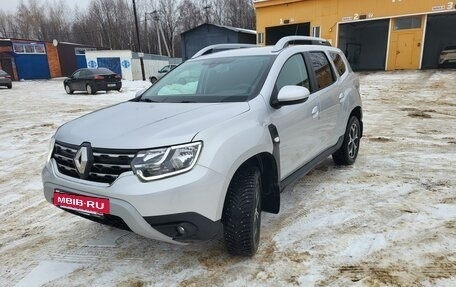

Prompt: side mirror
xmin=135 ymin=88 xmax=146 ymax=98
xmin=276 ymin=85 xmax=310 ymax=106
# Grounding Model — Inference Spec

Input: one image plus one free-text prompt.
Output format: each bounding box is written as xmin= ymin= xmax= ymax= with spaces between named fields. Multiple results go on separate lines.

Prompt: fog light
xmin=176 ymin=225 xmax=186 ymax=235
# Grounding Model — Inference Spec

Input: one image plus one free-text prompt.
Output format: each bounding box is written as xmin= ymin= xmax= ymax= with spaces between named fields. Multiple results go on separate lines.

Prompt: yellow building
xmin=254 ymin=0 xmax=456 ymax=70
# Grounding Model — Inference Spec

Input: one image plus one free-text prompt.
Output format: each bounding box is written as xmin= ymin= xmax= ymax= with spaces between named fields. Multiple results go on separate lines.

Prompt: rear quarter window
xmin=329 ymin=52 xmax=347 ymax=76
xmin=309 ymin=52 xmax=336 ymax=90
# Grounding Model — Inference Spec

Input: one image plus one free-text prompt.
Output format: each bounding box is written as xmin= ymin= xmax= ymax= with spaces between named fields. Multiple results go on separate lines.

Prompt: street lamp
xmin=132 ymin=0 xmax=146 ymax=81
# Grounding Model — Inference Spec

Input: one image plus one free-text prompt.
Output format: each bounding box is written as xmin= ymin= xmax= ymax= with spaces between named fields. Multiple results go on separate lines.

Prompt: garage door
xmin=97 ymin=57 xmax=122 ymax=76
xmin=422 ymin=12 xmax=456 ymax=68
xmin=266 ymin=23 xmax=310 ymax=45
xmin=15 ymin=54 xmax=51 ymax=80
xmin=338 ymin=19 xmax=389 ymax=71
xmin=76 ymin=55 xmax=87 ymax=69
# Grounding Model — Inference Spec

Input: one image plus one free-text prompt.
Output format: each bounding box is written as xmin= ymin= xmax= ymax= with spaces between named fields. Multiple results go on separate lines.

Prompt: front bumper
xmin=42 ymin=159 xmax=225 ymax=243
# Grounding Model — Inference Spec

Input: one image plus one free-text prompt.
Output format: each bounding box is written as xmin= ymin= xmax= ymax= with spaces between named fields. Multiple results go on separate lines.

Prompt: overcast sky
xmin=0 ymin=0 xmax=93 ymax=13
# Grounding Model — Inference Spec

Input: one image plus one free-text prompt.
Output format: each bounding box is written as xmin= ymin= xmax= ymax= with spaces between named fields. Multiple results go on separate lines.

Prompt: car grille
xmin=52 ymin=141 xmax=137 ymax=184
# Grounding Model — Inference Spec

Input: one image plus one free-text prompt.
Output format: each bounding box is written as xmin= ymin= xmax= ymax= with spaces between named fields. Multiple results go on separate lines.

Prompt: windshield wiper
xmin=140 ymin=98 xmax=158 ymax=103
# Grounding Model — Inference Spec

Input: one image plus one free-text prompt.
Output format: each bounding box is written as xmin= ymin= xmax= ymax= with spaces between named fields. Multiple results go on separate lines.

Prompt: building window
xmin=257 ymin=32 xmax=265 ymax=44
xmin=13 ymin=44 xmax=25 ymax=53
xmin=312 ymin=26 xmax=321 ymax=37
xmin=394 ymin=16 xmax=422 ymax=30
xmin=13 ymin=43 xmax=46 ymax=54
xmin=75 ymin=47 xmax=96 ymax=55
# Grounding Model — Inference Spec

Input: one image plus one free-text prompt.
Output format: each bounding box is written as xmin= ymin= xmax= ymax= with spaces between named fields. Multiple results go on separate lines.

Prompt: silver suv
xmin=42 ymin=36 xmax=362 ymax=256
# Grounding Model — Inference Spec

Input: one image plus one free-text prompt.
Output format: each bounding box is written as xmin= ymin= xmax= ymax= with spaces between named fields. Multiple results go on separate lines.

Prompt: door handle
xmin=311 ymin=106 xmax=319 ymax=118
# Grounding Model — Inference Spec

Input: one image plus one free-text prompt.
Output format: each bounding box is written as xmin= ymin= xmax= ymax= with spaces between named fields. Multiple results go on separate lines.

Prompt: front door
xmin=270 ymin=53 xmax=322 ymax=179
xmin=388 ymin=16 xmax=424 ymax=70
xmin=395 ymin=33 xmax=415 ymax=69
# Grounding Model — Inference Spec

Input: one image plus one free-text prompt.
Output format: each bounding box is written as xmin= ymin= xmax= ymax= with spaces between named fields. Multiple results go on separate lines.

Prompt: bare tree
xmin=0 ymin=0 xmax=256 ymax=57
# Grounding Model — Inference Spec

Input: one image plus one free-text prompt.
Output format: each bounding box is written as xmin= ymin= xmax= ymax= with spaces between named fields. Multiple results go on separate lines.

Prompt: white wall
xmin=131 ymin=59 xmax=168 ymax=81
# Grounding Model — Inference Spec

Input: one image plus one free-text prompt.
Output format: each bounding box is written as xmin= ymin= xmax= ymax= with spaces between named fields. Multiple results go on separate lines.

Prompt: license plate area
xmin=107 ymin=83 xmax=116 ymax=87
xmin=53 ymin=190 xmax=110 ymax=215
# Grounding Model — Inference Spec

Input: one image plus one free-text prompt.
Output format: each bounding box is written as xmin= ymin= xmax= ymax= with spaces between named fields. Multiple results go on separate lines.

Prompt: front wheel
xmin=222 ymin=166 xmax=262 ymax=257
xmin=65 ymin=84 xmax=73 ymax=94
xmin=332 ymin=116 xmax=361 ymax=165
xmin=7 ymin=84 xmax=12 ymax=89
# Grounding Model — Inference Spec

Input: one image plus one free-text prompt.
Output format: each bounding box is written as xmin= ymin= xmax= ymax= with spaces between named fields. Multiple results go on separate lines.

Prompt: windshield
xmin=139 ymin=55 xmax=274 ymax=103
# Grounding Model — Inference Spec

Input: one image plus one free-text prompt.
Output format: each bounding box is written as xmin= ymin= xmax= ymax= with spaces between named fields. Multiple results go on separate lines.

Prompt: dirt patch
xmin=366 ymin=136 xmax=395 ymax=142
xmin=408 ymin=111 xmax=432 ymax=118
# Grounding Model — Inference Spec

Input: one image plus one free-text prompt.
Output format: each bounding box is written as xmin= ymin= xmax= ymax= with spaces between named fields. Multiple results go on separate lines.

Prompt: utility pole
xmin=203 ymin=0 xmax=211 ymax=24
xmin=151 ymin=10 xmax=162 ymax=56
xmin=132 ymin=0 xmax=146 ymax=81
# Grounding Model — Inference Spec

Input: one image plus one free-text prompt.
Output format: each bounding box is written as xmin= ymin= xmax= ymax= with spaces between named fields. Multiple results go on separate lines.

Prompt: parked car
xmin=439 ymin=45 xmax=456 ymax=67
xmin=149 ymin=64 xmax=178 ymax=84
xmin=64 ymin=68 xmax=122 ymax=94
xmin=0 ymin=69 xmax=12 ymax=89
xmin=43 ymin=36 xmax=362 ymax=256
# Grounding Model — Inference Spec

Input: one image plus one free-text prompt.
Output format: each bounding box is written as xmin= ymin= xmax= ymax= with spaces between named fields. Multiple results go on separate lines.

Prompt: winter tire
xmin=65 ymin=85 xmax=73 ymax=94
xmin=333 ymin=116 xmax=361 ymax=165
xmin=222 ymin=166 xmax=262 ymax=257
xmin=7 ymin=84 xmax=12 ymax=89
xmin=150 ymin=77 xmax=157 ymax=84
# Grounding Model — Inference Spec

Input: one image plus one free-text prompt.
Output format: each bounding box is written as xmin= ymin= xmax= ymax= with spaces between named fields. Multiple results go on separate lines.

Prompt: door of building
xmin=395 ymin=33 xmax=415 ymax=69
xmin=387 ymin=16 xmax=424 ymax=70
xmin=0 ymin=58 xmax=14 ymax=80
xmin=97 ymin=57 xmax=122 ymax=76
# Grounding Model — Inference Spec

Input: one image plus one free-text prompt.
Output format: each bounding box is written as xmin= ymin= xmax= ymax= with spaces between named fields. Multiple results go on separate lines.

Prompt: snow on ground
xmin=0 ymin=70 xmax=455 ymax=287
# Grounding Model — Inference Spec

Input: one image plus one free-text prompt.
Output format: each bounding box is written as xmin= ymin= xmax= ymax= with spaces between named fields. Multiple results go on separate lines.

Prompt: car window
xmin=159 ymin=66 xmax=170 ymax=73
xmin=72 ymin=71 xmax=81 ymax=78
xmin=140 ymin=55 xmax=274 ymax=103
xmin=275 ymin=54 xmax=310 ymax=93
xmin=329 ymin=52 xmax=347 ymax=76
xmin=309 ymin=52 xmax=336 ymax=90
xmin=93 ymin=68 xmax=113 ymax=74
xmin=80 ymin=70 xmax=92 ymax=77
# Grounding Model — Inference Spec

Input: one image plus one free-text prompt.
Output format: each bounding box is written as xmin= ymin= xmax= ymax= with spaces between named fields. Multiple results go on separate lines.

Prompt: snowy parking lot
xmin=0 ymin=70 xmax=455 ymax=287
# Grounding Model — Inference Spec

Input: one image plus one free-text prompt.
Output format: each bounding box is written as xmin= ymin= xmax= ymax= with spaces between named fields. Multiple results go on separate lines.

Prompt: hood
xmin=56 ymin=101 xmax=250 ymax=149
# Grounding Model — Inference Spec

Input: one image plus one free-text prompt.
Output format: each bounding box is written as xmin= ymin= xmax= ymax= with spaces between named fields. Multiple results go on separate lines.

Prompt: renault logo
xmin=74 ymin=146 xmax=89 ymax=175
xmin=74 ymin=143 xmax=94 ymax=179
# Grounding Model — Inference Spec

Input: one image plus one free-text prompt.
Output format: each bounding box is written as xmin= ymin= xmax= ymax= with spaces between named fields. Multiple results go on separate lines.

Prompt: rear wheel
xmin=65 ymin=84 xmax=73 ymax=94
xmin=86 ymin=84 xmax=96 ymax=95
xmin=222 ymin=166 xmax=262 ymax=257
xmin=150 ymin=77 xmax=157 ymax=84
xmin=332 ymin=116 xmax=361 ymax=165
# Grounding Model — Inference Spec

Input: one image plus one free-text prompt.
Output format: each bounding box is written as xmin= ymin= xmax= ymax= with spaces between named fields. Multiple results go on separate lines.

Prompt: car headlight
xmin=131 ymin=142 xmax=202 ymax=181
xmin=46 ymin=136 xmax=55 ymax=163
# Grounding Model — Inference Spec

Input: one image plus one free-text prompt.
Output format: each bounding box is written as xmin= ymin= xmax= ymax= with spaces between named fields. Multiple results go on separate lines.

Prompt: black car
xmin=64 ymin=68 xmax=122 ymax=94
xmin=0 ymin=69 xmax=12 ymax=89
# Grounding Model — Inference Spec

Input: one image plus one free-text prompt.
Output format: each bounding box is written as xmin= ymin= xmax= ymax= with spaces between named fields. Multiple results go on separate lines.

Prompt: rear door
xmin=270 ymin=53 xmax=322 ymax=179
xmin=329 ymin=51 xmax=353 ymax=137
xmin=306 ymin=51 xmax=340 ymax=149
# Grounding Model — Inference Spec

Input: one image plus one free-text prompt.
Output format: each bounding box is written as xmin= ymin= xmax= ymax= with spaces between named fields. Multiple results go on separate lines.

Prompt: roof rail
xmin=191 ymin=43 xmax=258 ymax=59
xmin=272 ymin=36 xmax=331 ymax=52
